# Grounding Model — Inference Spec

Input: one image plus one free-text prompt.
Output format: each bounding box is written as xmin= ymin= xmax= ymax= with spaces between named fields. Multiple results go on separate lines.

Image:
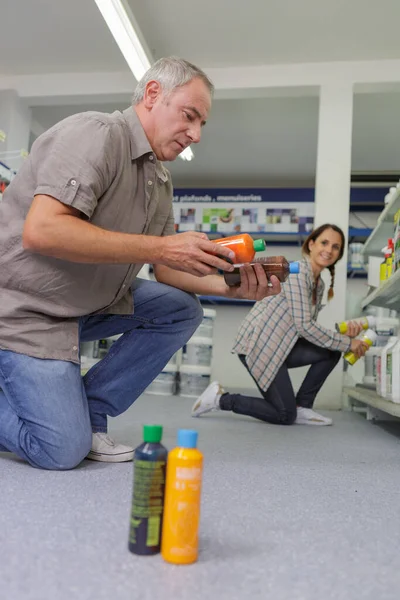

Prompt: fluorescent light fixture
xmin=94 ymin=0 xmax=193 ymax=162
xmin=94 ymin=0 xmax=151 ymax=81
xmin=180 ymin=147 xmax=194 ymax=161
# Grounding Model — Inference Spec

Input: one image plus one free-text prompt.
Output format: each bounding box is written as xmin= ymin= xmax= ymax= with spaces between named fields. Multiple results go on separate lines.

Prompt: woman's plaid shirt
xmin=232 ymin=257 xmax=351 ymax=391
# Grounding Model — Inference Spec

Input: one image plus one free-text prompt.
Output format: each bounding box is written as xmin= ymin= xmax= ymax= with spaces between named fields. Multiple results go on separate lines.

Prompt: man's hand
xmin=224 ymin=263 xmax=281 ymax=301
xmin=156 ymin=232 xmax=236 ymax=277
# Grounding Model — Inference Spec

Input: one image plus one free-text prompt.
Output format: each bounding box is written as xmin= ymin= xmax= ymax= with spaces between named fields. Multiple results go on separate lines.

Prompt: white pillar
xmin=314 ymin=83 xmax=354 ymax=409
xmin=0 ymin=90 xmax=32 ymax=171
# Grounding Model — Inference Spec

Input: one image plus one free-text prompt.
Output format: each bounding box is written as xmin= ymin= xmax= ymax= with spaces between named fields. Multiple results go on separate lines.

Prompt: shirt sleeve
xmin=31 ymin=115 xmax=116 ymax=219
xmin=283 ymin=266 xmax=351 ymax=352
xmin=161 ymin=207 xmax=176 ymax=236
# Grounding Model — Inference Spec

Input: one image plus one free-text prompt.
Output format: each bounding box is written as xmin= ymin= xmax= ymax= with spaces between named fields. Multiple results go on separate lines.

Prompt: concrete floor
xmin=1 ymin=392 xmax=400 ymax=600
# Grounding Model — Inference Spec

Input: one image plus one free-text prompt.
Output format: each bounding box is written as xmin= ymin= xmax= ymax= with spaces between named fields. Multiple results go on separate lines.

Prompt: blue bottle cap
xmin=289 ymin=261 xmax=300 ymax=274
xmin=177 ymin=429 xmax=198 ymax=449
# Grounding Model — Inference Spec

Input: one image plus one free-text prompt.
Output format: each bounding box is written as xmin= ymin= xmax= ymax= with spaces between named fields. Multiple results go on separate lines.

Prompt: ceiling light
xmin=94 ymin=0 xmax=151 ymax=81
xmin=94 ymin=0 xmax=193 ymax=162
xmin=180 ymin=147 xmax=194 ymax=161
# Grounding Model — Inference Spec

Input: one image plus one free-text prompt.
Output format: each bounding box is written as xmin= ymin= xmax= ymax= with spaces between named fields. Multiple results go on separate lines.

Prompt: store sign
xmin=172 ymin=188 xmax=315 ymax=234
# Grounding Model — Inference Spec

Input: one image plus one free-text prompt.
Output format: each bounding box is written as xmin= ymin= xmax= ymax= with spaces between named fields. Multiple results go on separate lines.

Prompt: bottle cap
xmin=177 ymin=429 xmax=198 ymax=449
xmin=253 ymin=239 xmax=266 ymax=252
xmin=143 ymin=424 xmax=163 ymax=443
xmin=289 ymin=261 xmax=300 ymax=274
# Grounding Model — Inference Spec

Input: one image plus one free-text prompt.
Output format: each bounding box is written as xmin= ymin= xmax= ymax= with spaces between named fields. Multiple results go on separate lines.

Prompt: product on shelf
xmin=214 ymin=233 xmax=265 ymax=264
xmin=335 ymin=315 xmax=376 ymax=334
xmin=129 ymin=425 xmax=168 ymax=556
xmin=183 ymin=337 xmax=213 ymax=367
xmin=223 ymin=255 xmax=300 ymax=287
xmin=343 ymin=329 xmax=377 ymax=366
xmin=386 ymin=339 xmax=400 ymax=403
xmin=161 ymin=429 xmax=203 ymax=565
xmin=376 ymin=336 xmax=398 ymax=397
xmin=179 ymin=365 xmax=211 ymax=398
xmin=363 ymin=346 xmax=383 ymax=387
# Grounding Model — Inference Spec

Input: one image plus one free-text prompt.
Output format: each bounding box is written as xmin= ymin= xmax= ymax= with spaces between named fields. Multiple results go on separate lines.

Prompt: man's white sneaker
xmin=295 ymin=407 xmax=333 ymax=426
xmin=87 ymin=433 xmax=134 ymax=462
xmin=191 ymin=381 xmax=225 ymax=417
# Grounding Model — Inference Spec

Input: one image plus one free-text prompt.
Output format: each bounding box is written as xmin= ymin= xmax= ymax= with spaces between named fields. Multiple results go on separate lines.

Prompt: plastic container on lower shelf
xmin=363 ymin=347 xmax=383 ymax=386
xmin=196 ymin=308 xmax=216 ymax=338
xmin=146 ymin=364 xmax=178 ymax=396
xmin=179 ymin=365 xmax=211 ymax=398
xmin=376 ymin=337 xmax=398 ymax=397
xmin=183 ymin=336 xmax=213 ymax=367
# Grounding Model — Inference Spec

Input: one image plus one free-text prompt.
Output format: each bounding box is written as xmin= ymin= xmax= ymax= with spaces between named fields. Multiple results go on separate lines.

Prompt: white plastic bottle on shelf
xmin=376 ymin=336 xmax=398 ymax=397
xmin=386 ymin=338 xmax=400 ymax=403
xmin=363 ymin=346 xmax=383 ymax=387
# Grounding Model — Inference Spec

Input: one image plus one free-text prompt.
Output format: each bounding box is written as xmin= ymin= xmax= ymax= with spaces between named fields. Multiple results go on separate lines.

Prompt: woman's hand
xmin=346 ymin=321 xmax=363 ymax=338
xmin=350 ymin=339 xmax=370 ymax=358
xmin=345 ymin=320 xmax=366 ymax=338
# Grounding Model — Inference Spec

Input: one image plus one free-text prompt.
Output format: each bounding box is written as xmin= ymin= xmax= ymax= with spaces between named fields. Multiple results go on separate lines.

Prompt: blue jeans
xmin=0 ymin=279 xmax=202 ymax=470
xmin=220 ymin=338 xmax=341 ymax=425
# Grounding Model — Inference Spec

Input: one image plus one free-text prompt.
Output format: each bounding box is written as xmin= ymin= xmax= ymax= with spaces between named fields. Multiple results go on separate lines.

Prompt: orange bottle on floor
xmin=161 ymin=430 xmax=203 ymax=565
xmin=214 ymin=233 xmax=265 ymax=264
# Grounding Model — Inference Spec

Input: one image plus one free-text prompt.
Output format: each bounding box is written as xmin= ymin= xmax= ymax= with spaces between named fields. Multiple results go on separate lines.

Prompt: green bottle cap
xmin=143 ymin=425 xmax=163 ymax=443
xmin=253 ymin=239 xmax=266 ymax=252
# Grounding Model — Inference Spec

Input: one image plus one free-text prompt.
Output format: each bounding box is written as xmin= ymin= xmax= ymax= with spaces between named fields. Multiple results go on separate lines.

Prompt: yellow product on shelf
xmin=344 ymin=329 xmax=377 ymax=366
xmin=335 ymin=315 xmax=376 ymax=334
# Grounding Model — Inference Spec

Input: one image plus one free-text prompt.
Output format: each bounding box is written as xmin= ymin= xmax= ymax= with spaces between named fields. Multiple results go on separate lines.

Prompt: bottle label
xmin=129 ymin=460 xmax=166 ymax=549
xmin=165 ymin=465 xmax=202 ymax=557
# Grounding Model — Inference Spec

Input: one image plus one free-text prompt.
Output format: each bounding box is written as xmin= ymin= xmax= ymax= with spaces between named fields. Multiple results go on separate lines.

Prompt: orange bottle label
xmin=161 ymin=449 xmax=203 ymax=564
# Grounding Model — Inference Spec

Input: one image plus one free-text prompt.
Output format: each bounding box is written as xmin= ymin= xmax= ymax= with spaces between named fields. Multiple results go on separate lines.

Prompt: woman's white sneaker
xmin=295 ymin=407 xmax=332 ymax=426
xmin=191 ymin=381 xmax=224 ymax=417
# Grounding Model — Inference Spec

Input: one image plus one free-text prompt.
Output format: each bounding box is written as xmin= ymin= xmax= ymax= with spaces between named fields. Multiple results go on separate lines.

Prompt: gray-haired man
xmin=0 ymin=57 xmax=280 ymax=470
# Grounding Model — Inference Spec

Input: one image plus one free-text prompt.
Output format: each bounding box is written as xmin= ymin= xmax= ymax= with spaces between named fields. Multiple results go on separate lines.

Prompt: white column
xmin=314 ymin=83 xmax=354 ymax=409
xmin=0 ymin=90 xmax=32 ymax=171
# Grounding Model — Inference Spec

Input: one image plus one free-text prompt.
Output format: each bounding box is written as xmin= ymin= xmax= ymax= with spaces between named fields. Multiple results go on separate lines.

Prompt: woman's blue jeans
xmin=0 ymin=279 xmax=203 ymax=470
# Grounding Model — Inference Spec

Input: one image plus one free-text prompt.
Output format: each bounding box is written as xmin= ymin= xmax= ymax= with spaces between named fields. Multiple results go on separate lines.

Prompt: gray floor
xmin=1 ymin=393 xmax=400 ymax=600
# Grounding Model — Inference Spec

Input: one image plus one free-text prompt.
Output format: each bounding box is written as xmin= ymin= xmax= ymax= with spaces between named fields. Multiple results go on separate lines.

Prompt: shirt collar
xmin=122 ymin=107 xmax=169 ymax=182
xmin=122 ymin=106 xmax=153 ymax=160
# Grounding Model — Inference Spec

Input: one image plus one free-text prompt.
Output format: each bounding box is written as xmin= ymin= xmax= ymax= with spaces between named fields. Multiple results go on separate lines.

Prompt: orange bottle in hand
xmin=214 ymin=233 xmax=265 ymax=264
xmin=161 ymin=430 xmax=203 ymax=565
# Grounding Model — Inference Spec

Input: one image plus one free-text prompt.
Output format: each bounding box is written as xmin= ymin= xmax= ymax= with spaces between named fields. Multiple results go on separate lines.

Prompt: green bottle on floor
xmin=128 ymin=425 xmax=168 ymax=555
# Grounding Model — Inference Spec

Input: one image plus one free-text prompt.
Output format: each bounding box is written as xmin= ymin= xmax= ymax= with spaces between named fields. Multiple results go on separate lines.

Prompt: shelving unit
xmin=362 ymin=188 xmax=400 ymax=257
xmin=343 ymin=188 xmax=400 ymax=421
xmin=343 ymin=386 xmax=400 ymax=419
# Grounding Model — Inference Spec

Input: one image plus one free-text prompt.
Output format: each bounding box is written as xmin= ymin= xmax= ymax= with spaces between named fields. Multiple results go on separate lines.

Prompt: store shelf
xmin=347 ymin=265 xmax=368 ymax=278
xmin=361 ymin=269 xmax=400 ymax=310
xmin=362 ymin=189 xmax=400 ymax=257
xmin=343 ymin=385 xmax=400 ymax=419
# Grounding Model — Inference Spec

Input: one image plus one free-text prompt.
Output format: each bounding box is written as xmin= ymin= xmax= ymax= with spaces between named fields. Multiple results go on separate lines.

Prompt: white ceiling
xmin=3 ymin=0 xmax=400 ymax=185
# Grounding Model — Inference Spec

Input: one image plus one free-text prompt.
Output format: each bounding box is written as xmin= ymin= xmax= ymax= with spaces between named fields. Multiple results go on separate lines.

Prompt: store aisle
xmin=1 ymin=393 xmax=400 ymax=600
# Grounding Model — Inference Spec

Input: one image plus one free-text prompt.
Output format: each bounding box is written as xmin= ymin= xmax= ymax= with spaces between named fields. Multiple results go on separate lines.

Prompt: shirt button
xmin=72 ymin=345 xmax=78 ymax=351
xmin=122 ymin=284 xmax=126 ymax=288
xmin=70 ymin=179 xmax=77 ymax=186
xmin=148 ymin=180 xmax=153 ymax=186
xmin=149 ymin=155 xmax=154 ymax=161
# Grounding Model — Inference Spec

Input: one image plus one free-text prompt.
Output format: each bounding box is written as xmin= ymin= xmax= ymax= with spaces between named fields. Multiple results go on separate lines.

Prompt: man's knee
xmin=169 ymin=288 xmax=203 ymax=327
xmin=29 ymin=428 xmax=92 ymax=471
